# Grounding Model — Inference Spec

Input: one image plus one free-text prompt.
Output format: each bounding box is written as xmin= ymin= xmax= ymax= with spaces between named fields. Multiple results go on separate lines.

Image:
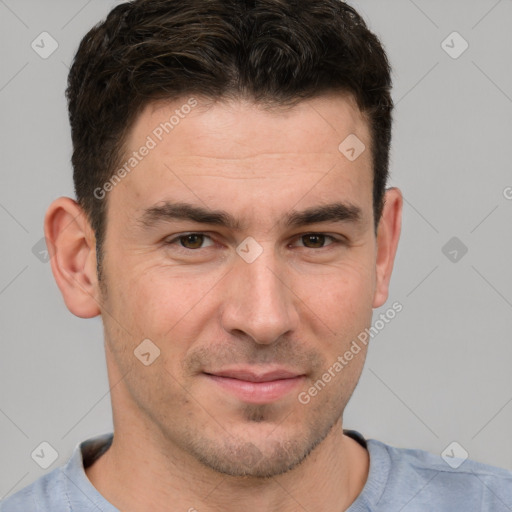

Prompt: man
xmin=2 ymin=0 xmax=511 ymax=510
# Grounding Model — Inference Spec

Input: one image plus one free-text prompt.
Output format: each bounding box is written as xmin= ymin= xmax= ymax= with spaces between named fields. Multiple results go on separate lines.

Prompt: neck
xmin=85 ymin=418 xmax=369 ymax=512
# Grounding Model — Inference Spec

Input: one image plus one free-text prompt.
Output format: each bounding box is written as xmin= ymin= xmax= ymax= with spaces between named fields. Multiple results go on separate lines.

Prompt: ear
xmin=44 ymin=197 xmax=102 ymax=318
xmin=372 ymin=187 xmax=403 ymax=308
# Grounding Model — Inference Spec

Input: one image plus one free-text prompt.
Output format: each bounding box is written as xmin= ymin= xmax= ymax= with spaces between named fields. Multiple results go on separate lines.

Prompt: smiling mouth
xmin=203 ymin=368 xmax=306 ymax=404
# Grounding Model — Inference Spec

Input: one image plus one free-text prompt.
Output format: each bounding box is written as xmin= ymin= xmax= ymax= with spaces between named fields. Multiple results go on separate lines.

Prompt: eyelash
xmin=164 ymin=232 xmax=346 ymax=252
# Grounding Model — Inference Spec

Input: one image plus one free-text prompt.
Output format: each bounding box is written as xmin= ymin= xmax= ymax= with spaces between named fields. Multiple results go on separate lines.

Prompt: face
xmin=94 ymin=94 xmax=392 ymax=477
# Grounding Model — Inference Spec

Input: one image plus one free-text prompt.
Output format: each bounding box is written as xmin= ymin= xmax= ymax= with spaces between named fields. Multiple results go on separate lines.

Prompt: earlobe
xmin=44 ymin=197 xmax=102 ymax=318
xmin=372 ymin=187 xmax=403 ymax=308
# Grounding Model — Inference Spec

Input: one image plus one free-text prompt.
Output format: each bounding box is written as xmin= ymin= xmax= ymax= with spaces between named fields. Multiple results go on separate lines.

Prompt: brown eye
xmin=179 ymin=234 xmax=205 ymax=249
xmin=301 ymin=234 xmax=328 ymax=248
xmin=164 ymin=232 xmax=215 ymax=253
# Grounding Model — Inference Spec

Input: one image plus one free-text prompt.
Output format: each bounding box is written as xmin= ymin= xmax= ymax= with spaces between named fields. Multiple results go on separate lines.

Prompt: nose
xmin=220 ymin=246 xmax=300 ymax=345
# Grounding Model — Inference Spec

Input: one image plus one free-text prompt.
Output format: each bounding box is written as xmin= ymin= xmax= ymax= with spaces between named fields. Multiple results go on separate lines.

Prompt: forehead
xmin=109 ymin=93 xmax=373 ymax=227
xmin=136 ymin=93 xmax=369 ymax=160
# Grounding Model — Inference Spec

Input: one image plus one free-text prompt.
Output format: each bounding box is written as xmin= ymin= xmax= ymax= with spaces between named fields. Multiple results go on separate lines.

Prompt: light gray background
xmin=1 ymin=0 xmax=512 ymax=499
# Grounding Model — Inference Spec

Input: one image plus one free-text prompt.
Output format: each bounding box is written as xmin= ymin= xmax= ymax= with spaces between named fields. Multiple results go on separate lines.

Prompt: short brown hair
xmin=66 ymin=0 xmax=393 ymax=276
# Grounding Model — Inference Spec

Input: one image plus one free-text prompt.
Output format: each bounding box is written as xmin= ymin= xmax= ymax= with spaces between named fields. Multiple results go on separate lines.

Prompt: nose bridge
xmin=221 ymin=242 xmax=297 ymax=344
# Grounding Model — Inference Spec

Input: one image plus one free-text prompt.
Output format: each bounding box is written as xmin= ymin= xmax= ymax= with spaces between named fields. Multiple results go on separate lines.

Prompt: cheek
xmin=291 ymin=258 xmax=375 ymax=326
xmin=112 ymin=261 xmax=225 ymax=339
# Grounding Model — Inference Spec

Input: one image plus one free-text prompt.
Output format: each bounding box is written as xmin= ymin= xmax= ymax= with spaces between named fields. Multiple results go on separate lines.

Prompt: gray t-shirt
xmin=2 ymin=429 xmax=511 ymax=511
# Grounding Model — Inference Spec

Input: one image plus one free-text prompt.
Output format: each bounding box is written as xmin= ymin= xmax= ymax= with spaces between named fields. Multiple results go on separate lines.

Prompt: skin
xmin=45 ymin=92 xmax=402 ymax=512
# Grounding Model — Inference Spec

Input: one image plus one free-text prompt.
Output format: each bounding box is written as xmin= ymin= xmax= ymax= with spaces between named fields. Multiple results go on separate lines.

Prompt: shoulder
xmin=367 ymin=438 xmax=512 ymax=511
xmin=0 ymin=467 xmax=68 ymax=512
xmin=1 ymin=433 xmax=114 ymax=512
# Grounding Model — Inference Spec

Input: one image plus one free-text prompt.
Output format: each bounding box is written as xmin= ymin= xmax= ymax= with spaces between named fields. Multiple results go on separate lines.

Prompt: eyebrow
xmin=137 ymin=201 xmax=362 ymax=231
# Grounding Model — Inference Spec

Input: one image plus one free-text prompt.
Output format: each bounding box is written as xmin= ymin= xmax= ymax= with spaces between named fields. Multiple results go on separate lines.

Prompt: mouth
xmin=203 ymin=368 xmax=306 ymax=404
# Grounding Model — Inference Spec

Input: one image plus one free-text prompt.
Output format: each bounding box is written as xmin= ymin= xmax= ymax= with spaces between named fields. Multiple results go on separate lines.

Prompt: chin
xmin=183 ymin=414 xmax=337 ymax=479
xmin=194 ymin=438 xmax=313 ymax=478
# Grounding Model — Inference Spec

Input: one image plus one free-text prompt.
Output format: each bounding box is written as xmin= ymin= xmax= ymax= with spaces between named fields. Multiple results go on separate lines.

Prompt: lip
xmin=204 ymin=367 xmax=306 ymax=404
